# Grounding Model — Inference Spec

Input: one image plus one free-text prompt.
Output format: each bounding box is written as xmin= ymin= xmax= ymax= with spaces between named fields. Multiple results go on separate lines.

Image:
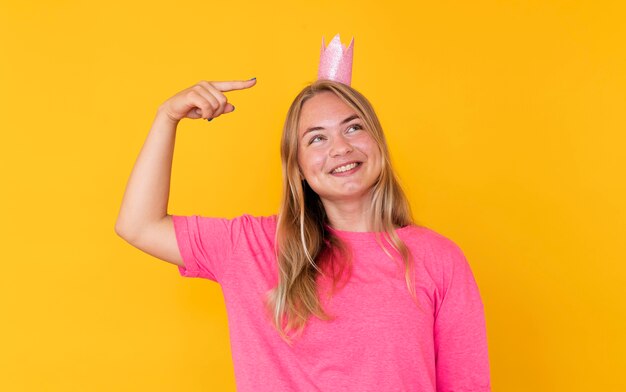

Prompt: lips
xmin=329 ymin=161 xmax=362 ymax=174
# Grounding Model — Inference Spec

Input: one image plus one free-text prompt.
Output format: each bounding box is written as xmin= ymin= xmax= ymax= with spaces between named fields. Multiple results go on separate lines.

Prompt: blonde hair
xmin=266 ymin=80 xmax=416 ymax=343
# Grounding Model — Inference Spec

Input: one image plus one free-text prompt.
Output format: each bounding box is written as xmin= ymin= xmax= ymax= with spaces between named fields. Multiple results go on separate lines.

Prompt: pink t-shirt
xmin=172 ymin=214 xmax=491 ymax=391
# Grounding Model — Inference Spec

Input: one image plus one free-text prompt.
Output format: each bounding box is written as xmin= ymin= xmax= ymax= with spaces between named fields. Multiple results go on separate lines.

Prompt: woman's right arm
xmin=114 ymin=79 xmax=257 ymax=267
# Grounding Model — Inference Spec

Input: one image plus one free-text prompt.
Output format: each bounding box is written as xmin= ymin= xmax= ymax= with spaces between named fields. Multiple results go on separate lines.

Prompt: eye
xmin=308 ymin=134 xmax=325 ymax=145
xmin=347 ymin=124 xmax=363 ymax=133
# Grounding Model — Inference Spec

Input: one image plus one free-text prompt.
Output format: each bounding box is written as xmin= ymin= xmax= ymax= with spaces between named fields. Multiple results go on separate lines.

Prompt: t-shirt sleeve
xmin=171 ymin=214 xmax=245 ymax=282
xmin=433 ymin=240 xmax=491 ymax=392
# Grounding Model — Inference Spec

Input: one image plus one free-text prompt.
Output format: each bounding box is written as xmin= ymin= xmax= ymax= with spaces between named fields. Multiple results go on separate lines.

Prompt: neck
xmin=321 ymin=196 xmax=375 ymax=232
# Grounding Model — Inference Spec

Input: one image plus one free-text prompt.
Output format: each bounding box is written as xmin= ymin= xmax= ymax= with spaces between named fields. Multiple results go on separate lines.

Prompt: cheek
xmin=359 ymin=140 xmax=383 ymax=171
xmin=298 ymin=150 xmax=326 ymax=173
xmin=356 ymin=138 xmax=379 ymax=158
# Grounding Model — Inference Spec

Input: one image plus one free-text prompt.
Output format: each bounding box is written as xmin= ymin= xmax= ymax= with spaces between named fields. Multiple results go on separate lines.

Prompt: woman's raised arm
xmin=114 ymin=79 xmax=256 ymax=266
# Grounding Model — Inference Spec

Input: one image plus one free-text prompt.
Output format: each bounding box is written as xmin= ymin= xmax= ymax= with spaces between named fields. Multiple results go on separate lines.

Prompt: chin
xmin=323 ymin=187 xmax=375 ymax=203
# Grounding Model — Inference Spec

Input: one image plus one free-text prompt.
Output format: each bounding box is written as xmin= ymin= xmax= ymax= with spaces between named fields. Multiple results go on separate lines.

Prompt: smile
xmin=330 ymin=162 xmax=361 ymax=174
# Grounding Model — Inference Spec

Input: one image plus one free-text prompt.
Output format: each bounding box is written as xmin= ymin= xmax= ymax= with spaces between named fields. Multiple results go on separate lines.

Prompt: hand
xmin=158 ymin=78 xmax=257 ymax=123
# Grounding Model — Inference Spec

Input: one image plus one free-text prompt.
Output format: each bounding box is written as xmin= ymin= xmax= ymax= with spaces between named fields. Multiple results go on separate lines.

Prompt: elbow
xmin=114 ymin=221 xmax=128 ymax=239
xmin=114 ymin=220 xmax=137 ymax=242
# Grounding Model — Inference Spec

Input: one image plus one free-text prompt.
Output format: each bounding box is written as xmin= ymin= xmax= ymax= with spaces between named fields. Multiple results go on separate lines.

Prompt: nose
xmin=329 ymin=135 xmax=353 ymax=157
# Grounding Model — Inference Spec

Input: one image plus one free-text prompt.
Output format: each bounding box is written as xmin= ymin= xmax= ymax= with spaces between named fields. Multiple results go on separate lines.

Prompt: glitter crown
xmin=317 ymin=34 xmax=354 ymax=85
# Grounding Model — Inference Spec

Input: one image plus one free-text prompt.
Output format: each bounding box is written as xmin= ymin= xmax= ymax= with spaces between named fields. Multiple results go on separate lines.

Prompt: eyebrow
xmin=301 ymin=114 xmax=361 ymax=139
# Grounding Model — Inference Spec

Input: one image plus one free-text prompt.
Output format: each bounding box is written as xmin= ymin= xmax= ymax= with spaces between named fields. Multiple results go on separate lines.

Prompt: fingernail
xmin=249 ymin=77 xmax=256 ymax=80
xmin=206 ymin=118 xmax=213 ymax=122
xmin=232 ymin=105 xmax=236 ymax=111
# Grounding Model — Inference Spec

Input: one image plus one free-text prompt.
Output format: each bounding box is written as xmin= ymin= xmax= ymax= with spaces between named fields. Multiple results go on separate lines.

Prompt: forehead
xmin=298 ymin=91 xmax=356 ymax=134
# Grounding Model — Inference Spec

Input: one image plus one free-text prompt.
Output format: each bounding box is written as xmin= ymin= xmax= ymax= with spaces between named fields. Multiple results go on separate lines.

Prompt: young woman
xmin=115 ymin=78 xmax=491 ymax=391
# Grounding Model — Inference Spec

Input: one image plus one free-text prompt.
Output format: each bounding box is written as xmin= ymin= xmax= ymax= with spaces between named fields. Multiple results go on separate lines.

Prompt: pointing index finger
xmin=211 ymin=78 xmax=257 ymax=92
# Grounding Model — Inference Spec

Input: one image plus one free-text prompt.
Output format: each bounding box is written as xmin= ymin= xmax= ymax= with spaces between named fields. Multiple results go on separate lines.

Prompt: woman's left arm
xmin=433 ymin=244 xmax=492 ymax=392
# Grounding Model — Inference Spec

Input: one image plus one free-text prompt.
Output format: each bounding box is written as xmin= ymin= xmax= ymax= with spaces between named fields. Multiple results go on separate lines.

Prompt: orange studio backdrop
xmin=1 ymin=0 xmax=625 ymax=391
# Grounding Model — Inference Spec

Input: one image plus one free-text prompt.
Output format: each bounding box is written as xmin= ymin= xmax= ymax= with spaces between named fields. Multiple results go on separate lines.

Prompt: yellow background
xmin=1 ymin=0 xmax=624 ymax=390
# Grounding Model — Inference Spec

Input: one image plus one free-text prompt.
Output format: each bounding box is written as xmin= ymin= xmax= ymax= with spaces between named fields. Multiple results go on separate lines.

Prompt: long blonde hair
xmin=266 ymin=80 xmax=416 ymax=343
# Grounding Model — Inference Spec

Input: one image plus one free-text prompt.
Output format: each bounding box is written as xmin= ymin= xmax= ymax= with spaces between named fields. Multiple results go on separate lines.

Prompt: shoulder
xmin=174 ymin=213 xmax=277 ymax=232
xmin=228 ymin=213 xmax=278 ymax=247
xmin=399 ymin=224 xmax=469 ymax=276
xmin=232 ymin=213 xmax=277 ymax=230
xmin=177 ymin=213 xmax=277 ymax=244
xmin=400 ymin=224 xmax=465 ymax=256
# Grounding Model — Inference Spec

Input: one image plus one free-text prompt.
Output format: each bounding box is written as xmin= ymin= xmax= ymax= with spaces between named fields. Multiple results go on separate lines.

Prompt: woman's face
xmin=296 ymin=91 xmax=382 ymax=204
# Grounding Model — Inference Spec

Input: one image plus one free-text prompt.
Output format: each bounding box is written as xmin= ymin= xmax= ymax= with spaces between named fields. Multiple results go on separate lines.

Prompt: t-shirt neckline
xmin=324 ymin=223 xmax=414 ymax=242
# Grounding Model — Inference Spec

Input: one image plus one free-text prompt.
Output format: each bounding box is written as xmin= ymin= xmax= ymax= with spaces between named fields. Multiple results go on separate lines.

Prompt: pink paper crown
xmin=317 ymin=34 xmax=354 ymax=86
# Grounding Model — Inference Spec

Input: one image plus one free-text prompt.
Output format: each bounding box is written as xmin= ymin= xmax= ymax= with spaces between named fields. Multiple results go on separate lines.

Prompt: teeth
xmin=332 ymin=162 xmax=358 ymax=173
